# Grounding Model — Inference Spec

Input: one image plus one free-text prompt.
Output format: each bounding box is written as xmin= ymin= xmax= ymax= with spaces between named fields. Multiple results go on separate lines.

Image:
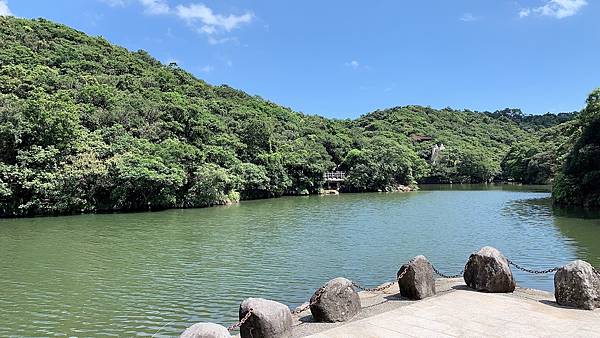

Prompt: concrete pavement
xmin=291 ymin=279 xmax=600 ymax=338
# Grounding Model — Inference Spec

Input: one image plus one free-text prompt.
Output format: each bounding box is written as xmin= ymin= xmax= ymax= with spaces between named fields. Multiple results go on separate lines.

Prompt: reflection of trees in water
xmin=552 ymin=205 xmax=600 ymax=220
xmin=551 ymin=206 xmax=600 ymax=267
xmin=501 ymin=197 xmax=553 ymax=220
xmin=420 ymin=183 xmax=552 ymax=192
xmin=502 ymin=197 xmax=600 ymax=267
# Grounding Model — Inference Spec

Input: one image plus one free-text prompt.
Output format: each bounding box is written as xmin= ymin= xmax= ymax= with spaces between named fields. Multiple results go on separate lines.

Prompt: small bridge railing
xmin=324 ymin=171 xmax=346 ymax=181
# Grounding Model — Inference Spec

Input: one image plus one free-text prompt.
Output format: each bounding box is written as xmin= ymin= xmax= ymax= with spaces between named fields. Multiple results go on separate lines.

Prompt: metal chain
xmin=431 ymin=264 xmax=463 ymax=279
xmin=291 ymin=258 xmax=600 ymax=319
xmin=291 ymin=284 xmax=326 ymax=315
xmin=506 ymin=259 xmax=560 ymax=274
xmin=203 ymin=258 xmax=600 ymax=332
xmin=351 ymin=279 xmax=397 ymax=292
xmin=293 ymin=260 xmax=418 ymax=315
xmin=352 ymin=258 xmax=415 ymax=292
xmin=290 ymin=302 xmax=311 ymax=315
xmin=227 ymin=309 xmax=253 ymax=332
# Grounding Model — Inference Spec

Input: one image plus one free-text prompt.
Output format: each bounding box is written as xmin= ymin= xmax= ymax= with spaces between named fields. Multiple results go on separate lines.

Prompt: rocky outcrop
xmin=397 ymin=255 xmax=436 ymax=299
xmin=463 ymin=246 xmax=515 ymax=293
xmin=180 ymin=323 xmax=231 ymax=338
xmin=554 ymin=260 xmax=600 ymax=310
xmin=309 ymin=277 xmax=361 ymax=322
xmin=383 ymin=185 xmax=414 ymax=192
xmin=239 ymin=298 xmax=292 ymax=338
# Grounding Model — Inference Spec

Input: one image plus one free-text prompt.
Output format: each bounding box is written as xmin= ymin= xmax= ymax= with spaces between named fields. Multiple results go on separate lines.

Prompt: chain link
xmin=506 ymin=259 xmax=560 ymax=274
xmin=292 ymin=265 xmax=411 ymax=316
xmin=284 ymin=257 xmax=600 ymax=322
xmin=431 ymin=264 xmax=464 ymax=279
xmin=352 ymin=258 xmax=415 ymax=292
xmin=291 ymin=302 xmax=311 ymax=315
xmin=351 ymin=280 xmax=397 ymax=292
xmin=227 ymin=309 xmax=253 ymax=332
xmin=291 ymin=283 xmax=327 ymax=315
xmin=203 ymin=258 xmax=600 ymax=332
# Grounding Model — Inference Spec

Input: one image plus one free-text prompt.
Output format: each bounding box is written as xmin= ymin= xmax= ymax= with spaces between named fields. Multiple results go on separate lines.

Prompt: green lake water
xmin=1 ymin=184 xmax=599 ymax=336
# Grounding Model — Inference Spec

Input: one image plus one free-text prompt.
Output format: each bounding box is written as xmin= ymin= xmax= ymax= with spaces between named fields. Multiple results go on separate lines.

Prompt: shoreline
xmin=258 ymin=278 xmax=596 ymax=338
xmin=0 ymin=183 xmax=555 ymax=219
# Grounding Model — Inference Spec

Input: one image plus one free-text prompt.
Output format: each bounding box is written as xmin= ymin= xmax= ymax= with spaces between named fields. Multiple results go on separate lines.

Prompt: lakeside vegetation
xmin=0 ymin=17 xmax=594 ymax=216
xmin=552 ymin=89 xmax=600 ymax=208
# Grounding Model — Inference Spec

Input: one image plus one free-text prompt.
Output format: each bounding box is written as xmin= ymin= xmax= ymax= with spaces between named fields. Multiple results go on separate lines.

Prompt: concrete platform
xmin=289 ymin=279 xmax=600 ymax=338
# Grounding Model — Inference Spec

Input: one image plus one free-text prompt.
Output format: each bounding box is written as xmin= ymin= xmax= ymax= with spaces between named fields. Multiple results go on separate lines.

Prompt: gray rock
xmin=463 ymin=246 xmax=515 ymax=293
xmin=239 ymin=298 xmax=292 ymax=338
xmin=309 ymin=277 xmax=361 ymax=322
xmin=554 ymin=260 xmax=600 ymax=310
xmin=180 ymin=323 xmax=231 ymax=338
xmin=397 ymin=255 xmax=436 ymax=300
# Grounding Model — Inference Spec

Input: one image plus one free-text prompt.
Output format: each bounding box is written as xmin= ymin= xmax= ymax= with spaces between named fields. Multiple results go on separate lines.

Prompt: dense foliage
xmin=500 ymin=119 xmax=580 ymax=184
xmin=355 ymin=107 xmax=532 ymax=184
xmin=485 ymin=108 xmax=576 ymax=131
xmin=0 ymin=17 xmax=580 ymax=216
xmin=553 ymin=89 xmax=600 ymax=208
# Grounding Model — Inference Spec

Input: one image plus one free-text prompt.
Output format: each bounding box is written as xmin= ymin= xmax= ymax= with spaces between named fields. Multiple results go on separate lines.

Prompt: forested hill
xmin=0 ymin=17 xmax=578 ymax=216
xmin=553 ymin=90 xmax=600 ymax=208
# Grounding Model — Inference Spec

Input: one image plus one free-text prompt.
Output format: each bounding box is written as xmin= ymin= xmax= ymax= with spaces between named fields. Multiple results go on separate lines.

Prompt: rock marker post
xmin=180 ymin=323 xmax=231 ymax=338
xmin=239 ymin=298 xmax=293 ymax=338
xmin=463 ymin=246 xmax=516 ymax=293
xmin=309 ymin=277 xmax=361 ymax=322
xmin=554 ymin=260 xmax=600 ymax=310
xmin=397 ymin=255 xmax=436 ymax=299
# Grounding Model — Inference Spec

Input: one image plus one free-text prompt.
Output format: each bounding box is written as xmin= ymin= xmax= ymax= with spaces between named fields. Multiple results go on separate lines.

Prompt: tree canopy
xmin=0 ymin=17 xmax=583 ymax=216
xmin=552 ymin=89 xmax=600 ymax=208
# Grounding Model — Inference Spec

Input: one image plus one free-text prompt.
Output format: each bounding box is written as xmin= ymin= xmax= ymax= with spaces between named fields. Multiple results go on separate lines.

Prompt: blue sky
xmin=2 ymin=0 xmax=599 ymax=118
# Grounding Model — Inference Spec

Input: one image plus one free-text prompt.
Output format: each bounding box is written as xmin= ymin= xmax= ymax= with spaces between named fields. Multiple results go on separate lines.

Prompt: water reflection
xmin=552 ymin=207 xmax=600 ymax=266
xmin=1 ymin=185 xmax=599 ymax=337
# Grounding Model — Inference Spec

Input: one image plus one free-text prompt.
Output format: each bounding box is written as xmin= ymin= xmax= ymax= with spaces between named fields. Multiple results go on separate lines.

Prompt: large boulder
xmin=397 ymin=255 xmax=436 ymax=300
xmin=309 ymin=277 xmax=361 ymax=322
xmin=239 ymin=298 xmax=292 ymax=338
xmin=554 ymin=260 xmax=600 ymax=310
xmin=463 ymin=246 xmax=516 ymax=293
xmin=180 ymin=323 xmax=231 ymax=338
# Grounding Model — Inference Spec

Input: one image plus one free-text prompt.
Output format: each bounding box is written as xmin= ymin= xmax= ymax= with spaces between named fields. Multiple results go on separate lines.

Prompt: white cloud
xmin=100 ymin=1 xmax=253 ymax=44
xmin=207 ymin=36 xmax=237 ymax=45
xmin=199 ymin=65 xmax=214 ymax=73
xmin=460 ymin=13 xmax=479 ymax=22
xmin=345 ymin=60 xmax=360 ymax=69
xmin=139 ymin=0 xmax=169 ymax=15
xmin=519 ymin=8 xmax=532 ymax=18
xmin=520 ymin=0 xmax=587 ymax=19
xmin=176 ymin=3 xmax=253 ymax=34
xmin=101 ymin=0 xmax=127 ymax=7
xmin=0 ymin=0 xmax=12 ymax=16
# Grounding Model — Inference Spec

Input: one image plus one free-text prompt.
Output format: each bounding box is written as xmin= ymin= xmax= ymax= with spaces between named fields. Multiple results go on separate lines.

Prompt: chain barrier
xmin=351 ymin=280 xmax=397 ymax=292
xmin=185 ymin=257 xmax=600 ymax=333
xmin=288 ymin=258 xmax=600 ymax=321
xmin=291 ymin=302 xmax=311 ymax=315
xmin=506 ymin=259 xmax=560 ymax=274
xmin=431 ymin=264 xmax=464 ymax=279
xmin=227 ymin=309 xmax=253 ymax=332
xmin=351 ymin=258 xmax=415 ymax=292
xmin=244 ymin=259 xmax=596 ymax=321
xmin=291 ymin=286 xmax=325 ymax=315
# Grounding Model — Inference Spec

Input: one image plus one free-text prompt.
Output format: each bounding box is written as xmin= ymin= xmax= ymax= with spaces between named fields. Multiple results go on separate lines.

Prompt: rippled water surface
xmin=1 ymin=185 xmax=600 ymax=336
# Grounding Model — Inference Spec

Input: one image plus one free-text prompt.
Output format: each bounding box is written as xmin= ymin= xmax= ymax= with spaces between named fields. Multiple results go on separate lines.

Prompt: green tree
xmin=553 ymin=89 xmax=600 ymax=207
